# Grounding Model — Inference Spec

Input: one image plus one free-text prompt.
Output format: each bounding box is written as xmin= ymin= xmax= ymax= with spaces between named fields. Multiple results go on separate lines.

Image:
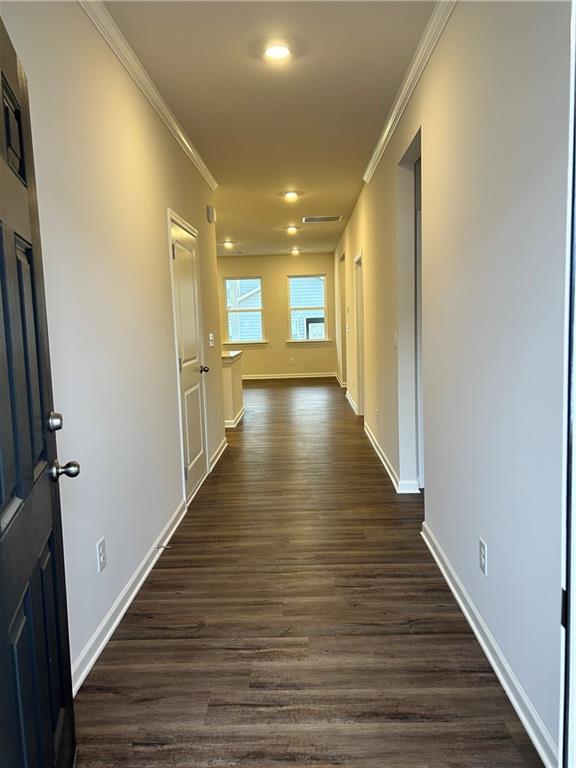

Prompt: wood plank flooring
xmin=75 ymin=378 xmax=543 ymax=767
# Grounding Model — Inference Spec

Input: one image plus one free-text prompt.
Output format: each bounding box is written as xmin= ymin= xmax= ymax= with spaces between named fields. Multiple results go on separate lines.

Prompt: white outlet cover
xmin=97 ymin=537 xmax=107 ymax=573
xmin=479 ymin=538 xmax=487 ymax=575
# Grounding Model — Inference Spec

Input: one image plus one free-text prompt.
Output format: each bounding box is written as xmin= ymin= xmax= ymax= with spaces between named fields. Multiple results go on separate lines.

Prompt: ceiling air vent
xmin=302 ymin=215 xmax=342 ymax=224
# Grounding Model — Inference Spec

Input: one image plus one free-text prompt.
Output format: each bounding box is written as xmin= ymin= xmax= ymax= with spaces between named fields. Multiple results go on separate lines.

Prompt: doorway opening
xmin=168 ymin=212 xmax=209 ymax=504
xmin=395 ymin=131 xmax=423 ymax=494
xmin=354 ymin=251 xmax=365 ymax=416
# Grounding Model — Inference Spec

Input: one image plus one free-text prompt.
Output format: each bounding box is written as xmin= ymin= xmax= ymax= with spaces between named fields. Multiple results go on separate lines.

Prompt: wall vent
xmin=302 ymin=215 xmax=342 ymax=224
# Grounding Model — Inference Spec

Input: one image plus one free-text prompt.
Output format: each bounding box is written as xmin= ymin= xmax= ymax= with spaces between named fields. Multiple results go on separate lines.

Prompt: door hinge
xmin=172 ymin=244 xmax=176 ymax=260
xmin=562 ymin=588 xmax=568 ymax=628
xmin=184 ymin=467 xmax=188 ymax=480
xmin=178 ymin=357 xmax=183 ymax=373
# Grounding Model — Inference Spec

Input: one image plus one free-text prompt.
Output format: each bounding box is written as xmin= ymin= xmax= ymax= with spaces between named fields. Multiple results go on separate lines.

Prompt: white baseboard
xmin=346 ymin=391 xmax=359 ymax=415
xmin=364 ymin=422 xmax=420 ymax=494
xmin=335 ymin=373 xmax=347 ymax=389
xmin=225 ymin=406 xmax=245 ymax=429
xmin=242 ymin=372 xmax=338 ymax=381
xmin=72 ymin=498 xmax=187 ymax=695
xmin=421 ymin=522 xmax=558 ymax=768
xmin=209 ymin=436 xmax=228 ymax=471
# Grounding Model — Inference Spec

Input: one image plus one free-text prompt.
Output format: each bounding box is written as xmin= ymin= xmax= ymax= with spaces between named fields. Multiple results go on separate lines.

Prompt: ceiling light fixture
xmin=223 ymin=241 xmax=234 ymax=250
xmin=283 ymin=191 xmax=299 ymax=202
xmin=291 ymin=247 xmax=300 ymax=256
xmin=264 ymin=44 xmax=291 ymax=61
xmin=286 ymin=225 xmax=299 ymax=235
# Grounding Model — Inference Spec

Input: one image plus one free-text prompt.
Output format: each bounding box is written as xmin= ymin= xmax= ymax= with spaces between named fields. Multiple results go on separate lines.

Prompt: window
xmin=288 ymin=275 xmax=326 ymax=340
xmin=225 ymin=278 xmax=264 ymax=342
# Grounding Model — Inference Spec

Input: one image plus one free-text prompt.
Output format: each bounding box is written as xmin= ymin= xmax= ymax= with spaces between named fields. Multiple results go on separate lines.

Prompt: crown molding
xmin=363 ymin=1 xmax=457 ymax=184
xmin=78 ymin=1 xmax=218 ymax=191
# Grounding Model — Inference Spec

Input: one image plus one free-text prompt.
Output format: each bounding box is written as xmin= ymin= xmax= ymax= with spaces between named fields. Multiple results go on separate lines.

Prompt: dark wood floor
xmin=76 ymin=379 xmax=542 ymax=767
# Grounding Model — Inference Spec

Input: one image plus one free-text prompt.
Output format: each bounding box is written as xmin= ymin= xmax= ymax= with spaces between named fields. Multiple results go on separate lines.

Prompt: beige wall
xmin=337 ymin=2 xmax=570 ymax=760
xmin=218 ymin=253 xmax=337 ymax=378
xmin=1 ymin=1 xmax=225 ymax=688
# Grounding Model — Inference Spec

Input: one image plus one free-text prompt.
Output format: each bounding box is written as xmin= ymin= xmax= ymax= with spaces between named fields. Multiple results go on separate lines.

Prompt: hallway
xmin=75 ymin=380 xmax=542 ymax=767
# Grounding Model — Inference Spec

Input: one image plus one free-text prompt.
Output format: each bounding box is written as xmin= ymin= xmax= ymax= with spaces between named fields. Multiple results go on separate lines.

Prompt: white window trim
xmin=223 ymin=276 xmax=265 ymax=343
xmin=287 ymin=274 xmax=329 ymax=341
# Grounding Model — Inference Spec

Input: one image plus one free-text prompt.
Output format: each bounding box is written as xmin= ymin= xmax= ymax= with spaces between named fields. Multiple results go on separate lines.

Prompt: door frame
xmin=354 ymin=251 xmax=365 ymax=416
xmin=414 ymin=158 xmax=425 ymax=489
xmin=166 ymin=209 xmax=209 ymax=504
xmin=564 ymin=2 xmax=576 ymax=763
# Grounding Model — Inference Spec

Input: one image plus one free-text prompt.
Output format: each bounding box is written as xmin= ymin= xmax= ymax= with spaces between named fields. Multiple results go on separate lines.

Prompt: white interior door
xmin=354 ymin=253 xmax=365 ymax=415
xmin=171 ymin=225 xmax=208 ymax=501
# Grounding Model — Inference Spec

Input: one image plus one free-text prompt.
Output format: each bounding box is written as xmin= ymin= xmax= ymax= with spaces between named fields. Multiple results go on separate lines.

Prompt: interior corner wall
xmin=1 ymin=1 xmax=225 ymax=674
xmin=217 ymin=252 xmax=337 ymax=378
xmin=338 ymin=0 xmax=571 ymax=756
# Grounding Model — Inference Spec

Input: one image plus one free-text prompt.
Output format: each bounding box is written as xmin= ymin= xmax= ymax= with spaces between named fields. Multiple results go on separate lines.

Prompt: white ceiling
xmin=106 ymin=1 xmax=434 ymax=257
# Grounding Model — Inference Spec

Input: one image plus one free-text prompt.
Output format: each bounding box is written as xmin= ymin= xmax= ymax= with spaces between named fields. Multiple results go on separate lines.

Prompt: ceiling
xmin=106 ymin=2 xmax=434 ymax=257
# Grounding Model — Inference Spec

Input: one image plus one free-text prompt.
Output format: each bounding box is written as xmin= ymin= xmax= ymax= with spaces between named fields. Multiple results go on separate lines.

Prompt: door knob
xmin=47 ymin=411 xmax=64 ymax=432
xmin=50 ymin=460 xmax=80 ymax=482
xmin=200 ymin=365 xmax=210 ymax=373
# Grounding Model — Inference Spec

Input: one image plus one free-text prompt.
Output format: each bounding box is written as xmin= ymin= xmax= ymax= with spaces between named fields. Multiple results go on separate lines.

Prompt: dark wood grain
xmin=75 ymin=378 xmax=542 ymax=767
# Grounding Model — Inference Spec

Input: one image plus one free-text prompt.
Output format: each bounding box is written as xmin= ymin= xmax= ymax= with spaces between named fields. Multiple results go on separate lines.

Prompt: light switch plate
xmin=208 ymin=332 xmax=215 ymax=348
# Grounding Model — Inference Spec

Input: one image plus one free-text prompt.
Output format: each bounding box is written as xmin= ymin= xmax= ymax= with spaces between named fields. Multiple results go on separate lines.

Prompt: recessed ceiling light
xmin=264 ymin=44 xmax=291 ymax=61
xmin=223 ymin=241 xmax=234 ymax=249
xmin=283 ymin=191 xmax=299 ymax=202
xmin=291 ymin=247 xmax=300 ymax=256
xmin=286 ymin=225 xmax=299 ymax=235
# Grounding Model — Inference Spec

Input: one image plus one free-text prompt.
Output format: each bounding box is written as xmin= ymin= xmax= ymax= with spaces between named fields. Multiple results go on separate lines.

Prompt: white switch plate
xmin=208 ymin=332 xmax=215 ymax=348
xmin=97 ymin=537 xmax=107 ymax=573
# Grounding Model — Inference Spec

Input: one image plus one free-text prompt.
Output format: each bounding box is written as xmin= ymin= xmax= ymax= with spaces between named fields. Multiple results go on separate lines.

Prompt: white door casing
xmin=354 ymin=251 xmax=365 ymax=416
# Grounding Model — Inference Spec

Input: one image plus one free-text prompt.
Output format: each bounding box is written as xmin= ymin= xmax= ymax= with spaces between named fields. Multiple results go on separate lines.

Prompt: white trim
xmin=72 ymin=498 xmax=187 ymax=695
xmin=421 ymin=522 xmax=559 ymax=768
xmin=364 ymin=421 xmax=420 ymax=494
xmin=222 ymin=340 xmax=269 ymax=346
xmin=78 ymin=1 xmax=217 ymax=191
xmin=363 ymin=1 xmax=457 ymax=183
xmin=209 ymin=436 xmax=228 ymax=471
xmin=242 ymin=372 xmax=338 ymax=381
xmin=285 ymin=339 xmax=333 ymax=344
xmin=336 ymin=373 xmax=347 ymax=389
xmin=346 ymin=391 xmax=359 ymax=415
xmin=354 ymin=253 xmax=365 ymax=416
xmin=225 ymin=407 xmax=245 ymax=429
xmin=562 ymin=2 xmax=576 ymax=762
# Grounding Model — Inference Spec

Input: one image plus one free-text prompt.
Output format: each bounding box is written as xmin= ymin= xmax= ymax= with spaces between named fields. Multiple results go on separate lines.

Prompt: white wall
xmin=337 ymin=2 xmax=571 ymax=761
xmin=1 ymin=2 xmax=225 ymax=686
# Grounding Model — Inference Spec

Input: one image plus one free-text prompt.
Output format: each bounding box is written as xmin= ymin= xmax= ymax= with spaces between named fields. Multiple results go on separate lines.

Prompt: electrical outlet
xmin=217 ymin=409 xmax=221 ymax=425
xmin=479 ymin=538 xmax=487 ymax=576
xmin=96 ymin=537 xmax=107 ymax=573
xmin=289 ymin=357 xmax=295 ymax=366
xmin=376 ymin=408 xmax=380 ymax=423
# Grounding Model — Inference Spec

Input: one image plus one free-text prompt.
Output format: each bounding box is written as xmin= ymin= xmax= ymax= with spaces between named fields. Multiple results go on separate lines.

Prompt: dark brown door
xmin=0 ymin=19 xmax=77 ymax=768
